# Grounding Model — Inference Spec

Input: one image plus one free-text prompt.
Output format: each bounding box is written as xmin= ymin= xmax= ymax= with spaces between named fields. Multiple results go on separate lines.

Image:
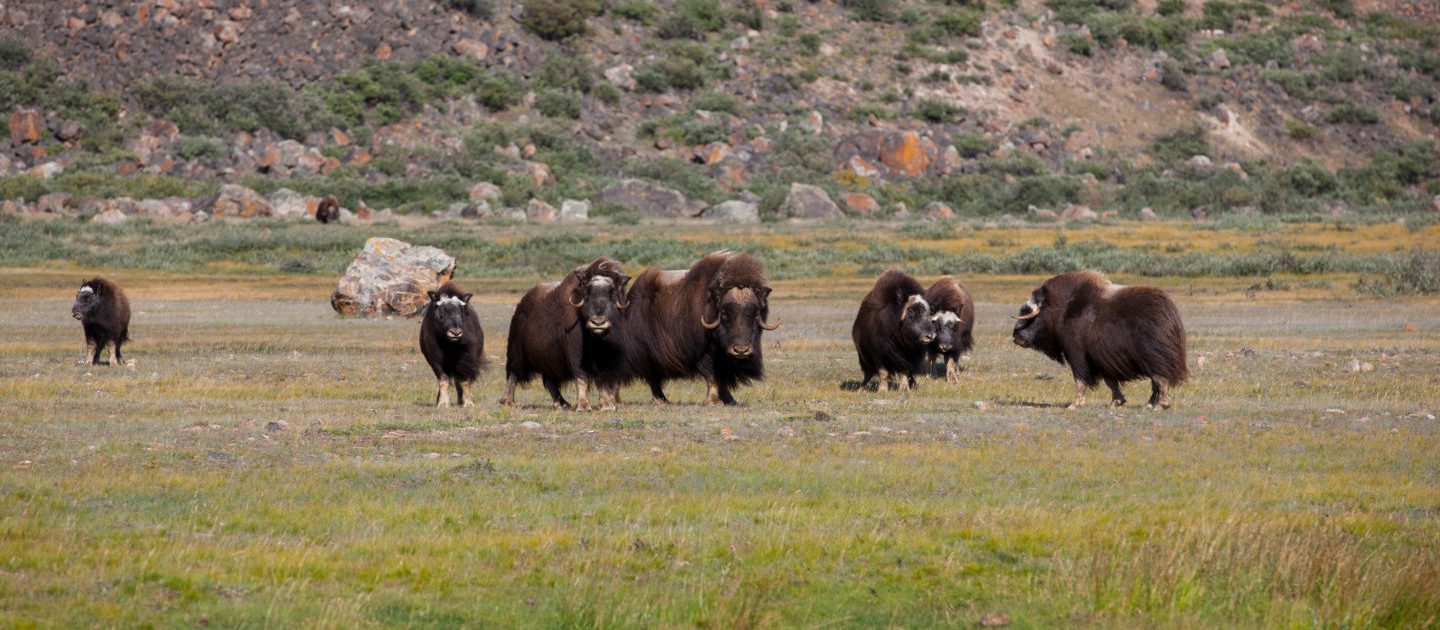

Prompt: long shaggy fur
xmin=1014 ymin=271 xmax=1187 ymax=406
xmin=504 ymin=257 xmax=630 ymax=400
xmin=924 ymin=275 xmax=975 ymax=359
xmin=622 ymin=251 xmax=771 ymax=403
xmin=419 ymin=282 xmax=486 ymax=384
xmin=72 ymin=276 xmax=131 ymax=366
xmin=852 ymin=270 xmax=930 ymax=384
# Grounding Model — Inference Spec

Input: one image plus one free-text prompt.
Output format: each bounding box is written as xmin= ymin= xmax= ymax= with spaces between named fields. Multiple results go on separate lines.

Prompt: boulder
xmin=1138 ymin=207 xmax=1158 ymax=221
xmin=468 ymin=182 xmax=502 ymax=202
xmin=559 ymin=199 xmax=589 ymax=222
xmin=36 ymin=193 xmax=74 ymax=214
xmin=834 ymin=130 xmax=939 ymax=179
xmin=702 ymin=199 xmax=759 ymax=223
xmin=780 ymin=183 xmax=842 ymax=220
xmin=27 ymin=161 xmax=64 ymax=180
xmin=90 ymin=209 xmax=128 ymax=225
xmin=1060 ymin=203 xmax=1097 ymax=221
xmin=1028 ymin=205 xmax=1059 ymax=221
xmin=922 ymin=201 xmax=956 ymax=219
xmin=330 ymin=238 xmax=456 ymax=317
xmin=605 ymin=64 xmax=636 ymax=91
xmin=266 ymin=188 xmax=310 ymax=219
xmin=842 ymin=193 xmax=880 ymax=215
xmin=526 ymin=199 xmax=558 ymax=223
xmin=199 ymin=184 xmax=272 ymax=218
xmin=8 ymin=109 xmax=43 ymax=144
xmin=595 ymin=179 xmax=706 ymax=217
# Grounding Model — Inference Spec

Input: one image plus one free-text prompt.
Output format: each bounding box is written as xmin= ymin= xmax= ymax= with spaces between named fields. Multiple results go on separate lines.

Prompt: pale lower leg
xmin=1067 ymin=378 xmax=1088 ymax=410
xmin=574 ymin=377 xmax=592 ymax=412
xmin=435 ymin=378 xmax=451 ymax=408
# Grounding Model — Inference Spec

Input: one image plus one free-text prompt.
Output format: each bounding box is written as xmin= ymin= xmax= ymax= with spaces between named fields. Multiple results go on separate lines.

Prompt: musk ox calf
xmin=852 ymin=270 xmax=937 ymax=391
xmin=623 ymin=251 xmax=778 ymax=406
xmin=501 ymin=257 xmax=631 ymax=411
xmin=924 ymin=276 xmax=975 ymax=383
xmin=71 ymin=277 xmax=131 ymax=367
xmin=420 ymin=282 xmax=486 ymax=408
xmin=1011 ymin=270 xmax=1187 ymax=409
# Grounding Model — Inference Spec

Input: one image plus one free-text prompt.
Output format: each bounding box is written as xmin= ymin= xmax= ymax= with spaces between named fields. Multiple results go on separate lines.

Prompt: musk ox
xmin=315 ymin=195 xmax=340 ymax=224
xmin=924 ymin=276 xmax=975 ymax=383
xmin=1011 ymin=270 xmax=1187 ymax=409
xmin=623 ymin=251 xmax=778 ymax=406
xmin=420 ymin=282 xmax=486 ymax=408
xmin=71 ymin=277 xmax=131 ymax=367
xmin=500 ymin=257 xmax=632 ymax=411
xmin=852 ymin=270 xmax=938 ymax=391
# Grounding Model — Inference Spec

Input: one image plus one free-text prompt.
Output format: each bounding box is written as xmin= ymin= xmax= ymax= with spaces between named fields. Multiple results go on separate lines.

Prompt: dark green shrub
xmin=689 ymin=92 xmax=739 ymax=114
xmin=952 ymin=131 xmax=995 ymax=158
xmin=659 ymin=0 xmax=728 ymax=39
xmin=1286 ymin=120 xmax=1319 ymax=139
xmin=1148 ymin=125 xmax=1210 ymax=164
xmin=476 ymin=72 xmax=523 ymax=111
xmin=535 ymin=89 xmax=582 ymax=119
xmin=138 ymin=76 xmax=336 ymax=139
xmin=840 ymin=0 xmax=890 ymax=22
xmin=913 ymin=98 xmax=965 ymax=123
xmin=175 ymin=136 xmax=227 ymax=161
xmin=0 ymin=37 xmax=29 ymax=70
xmin=1261 ymin=69 xmax=1319 ymax=100
xmin=933 ymin=10 xmax=982 ymax=38
xmin=797 ymin=33 xmax=821 ymax=55
xmin=535 ymin=55 xmax=594 ymax=93
xmin=438 ymin=0 xmax=492 ymax=17
xmin=593 ymin=82 xmax=622 ymax=105
xmin=1159 ymin=59 xmax=1188 ymax=92
xmin=519 ymin=0 xmax=599 ymax=41
xmin=1062 ymin=33 xmax=1095 ymax=56
xmin=614 ymin=0 xmax=658 ymax=24
xmin=675 ymin=119 xmax=729 ymax=145
xmin=635 ymin=44 xmax=716 ymax=92
xmin=1326 ymin=103 xmax=1379 ymax=124
xmin=0 ymin=175 xmax=50 ymax=202
xmin=1156 ymin=0 xmax=1185 ymax=17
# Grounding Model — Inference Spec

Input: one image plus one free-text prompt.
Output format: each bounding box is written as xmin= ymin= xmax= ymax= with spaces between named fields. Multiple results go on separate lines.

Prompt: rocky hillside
xmin=1 ymin=0 xmax=1437 ymax=223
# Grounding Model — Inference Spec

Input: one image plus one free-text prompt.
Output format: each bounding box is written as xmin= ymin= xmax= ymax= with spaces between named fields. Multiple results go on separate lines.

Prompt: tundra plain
xmin=1 ymin=218 xmax=1438 ymax=628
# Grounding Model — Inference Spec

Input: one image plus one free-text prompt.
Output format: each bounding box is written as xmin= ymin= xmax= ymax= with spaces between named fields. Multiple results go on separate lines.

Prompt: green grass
xmin=1 ymin=240 xmax=1438 ymax=626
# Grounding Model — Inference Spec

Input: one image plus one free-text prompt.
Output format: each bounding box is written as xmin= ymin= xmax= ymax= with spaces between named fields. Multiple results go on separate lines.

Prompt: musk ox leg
xmin=649 ymin=379 xmax=669 ymax=405
xmin=110 ymin=342 xmax=123 ymax=368
xmin=899 ymin=373 xmax=915 ymax=392
xmin=543 ymin=377 xmax=571 ymax=410
xmin=91 ymin=341 xmax=106 ymax=366
xmin=1147 ymin=377 xmax=1173 ymax=410
xmin=874 ymin=369 xmax=890 ymax=392
xmin=499 ymin=375 xmax=518 ymax=407
xmin=459 ymin=378 xmax=476 ymax=408
xmin=1106 ymin=378 xmax=1127 ymax=407
xmin=573 ymin=377 xmax=592 ymax=412
xmin=1066 ymin=378 xmax=1088 ymax=410
xmin=435 ymin=377 xmax=452 ymax=408
xmin=945 ymin=357 xmax=960 ymax=384
xmin=598 ymin=385 xmax=619 ymax=412
xmin=80 ymin=339 xmax=95 ymax=365
xmin=718 ymin=384 xmax=738 ymax=406
xmin=704 ymin=378 xmax=723 ymax=406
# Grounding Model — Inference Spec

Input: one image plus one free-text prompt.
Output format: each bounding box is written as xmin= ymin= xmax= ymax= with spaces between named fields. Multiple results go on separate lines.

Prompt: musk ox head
xmin=426 ymin=290 xmax=474 ymax=342
xmin=931 ymin=310 xmax=963 ymax=353
xmin=569 ymin=260 xmax=631 ymax=337
xmin=71 ymin=280 xmax=103 ymax=321
xmin=700 ymin=283 xmax=779 ymax=360
xmin=900 ymin=293 xmax=938 ymax=347
xmin=1011 ymin=287 xmax=1047 ymax=349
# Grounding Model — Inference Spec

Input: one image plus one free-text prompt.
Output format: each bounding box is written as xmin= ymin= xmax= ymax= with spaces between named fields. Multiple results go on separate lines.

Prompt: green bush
xmin=659 ymin=0 xmax=728 ymax=39
xmin=932 ymin=10 xmax=982 ymax=38
xmin=593 ymin=82 xmax=622 ymax=105
xmin=1261 ymin=69 xmax=1320 ymax=100
xmin=675 ymin=119 xmax=729 ymax=145
xmin=476 ymin=72 xmax=523 ymax=111
xmin=913 ymin=98 xmax=965 ymax=123
xmin=797 ymin=33 xmax=822 ymax=55
xmin=519 ymin=0 xmax=599 ymax=41
xmin=438 ymin=0 xmax=492 ymax=17
xmin=0 ymin=176 xmax=51 ymax=202
xmin=1318 ymin=48 xmax=1374 ymax=83
xmin=635 ymin=44 xmax=717 ymax=92
xmin=1148 ymin=125 xmax=1210 ymax=164
xmin=1156 ymin=0 xmax=1185 ymax=17
xmin=1200 ymin=1 xmax=1270 ymax=32
xmin=1286 ymin=120 xmax=1319 ymax=139
xmin=1326 ymin=103 xmax=1380 ymax=125
xmin=535 ymin=55 xmax=594 ymax=93
xmin=535 ymin=89 xmax=582 ymax=119
xmin=0 ymin=37 xmax=30 ymax=71
xmin=952 ymin=131 xmax=995 ymax=158
xmin=175 ymin=136 xmax=227 ymax=161
xmin=840 ymin=0 xmax=891 ymax=22
xmin=614 ymin=0 xmax=658 ymax=24
xmin=1159 ymin=59 xmax=1188 ymax=92
xmin=689 ymin=92 xmax=739 ymax=114
xmin=137 ymin=76 xmax=336 ymax=139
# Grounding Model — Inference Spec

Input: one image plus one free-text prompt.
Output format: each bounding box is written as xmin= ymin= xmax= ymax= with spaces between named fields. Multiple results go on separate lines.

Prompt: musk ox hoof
xmin=1110 ymin=398 xmax=1127 ymax=408
xmin=462 ymin=400 xmax=475 ymax=408
xmin=574 ymin=403 xmax=592 ymax=412
xmin=436 ymin=401 xmax=451 ymax=409
xmin=497 ymin=398 xmax=514 ymax=407
xmin=599 ymin=404 xmax=617 ymax=412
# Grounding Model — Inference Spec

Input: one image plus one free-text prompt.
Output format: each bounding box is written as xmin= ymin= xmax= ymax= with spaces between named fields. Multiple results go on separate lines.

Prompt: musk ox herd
xmin=69 ymin=253 xmax=1189 ymax=411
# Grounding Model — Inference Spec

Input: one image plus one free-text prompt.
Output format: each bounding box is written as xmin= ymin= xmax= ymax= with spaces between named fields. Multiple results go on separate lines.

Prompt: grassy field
xmin=1 ymin=220 xmax=1438 ymax=628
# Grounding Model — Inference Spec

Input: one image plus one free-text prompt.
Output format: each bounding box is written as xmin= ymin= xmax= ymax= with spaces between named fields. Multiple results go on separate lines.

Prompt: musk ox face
xmin=702 ymin=285 xmax=779 ymax=359
xmin=900 ymin=294 xmax=938 ymax=347
xmin=427 ymin=291 xmax=474 ymax=342
xmin=71 ymin=282 xmax=102 ymax=321
xmin=571 ymin=271 xmax=630 ymax=337
xmin=931 ymin=310 xmax=962 ymax=353
xmin=1011 ymin=289 xmax=1046 ymax=349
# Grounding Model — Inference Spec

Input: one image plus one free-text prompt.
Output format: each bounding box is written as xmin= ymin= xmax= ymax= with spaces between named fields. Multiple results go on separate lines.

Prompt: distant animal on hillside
xmin=419 ymin=282 xmax=486 ymax=408
xmin=1011 ymin=270 xmax=1187 ymax=409
xmin=71 ymin=277 xmax=131 ymax=367
xmin=924 ymin=276 xmax=975 ymax=383
xmin=500 ymin=257 xmax=632 ymax=411
xmin=315 ymin=195 xmax=340 ymax=224
xmin=852 ymin=270 xmax=937 ymax=391
xmin=623 ymin=251 xmax=779 ymax=406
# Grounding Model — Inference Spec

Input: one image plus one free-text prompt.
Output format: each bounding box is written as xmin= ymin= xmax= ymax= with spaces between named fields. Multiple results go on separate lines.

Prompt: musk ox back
xmin=924 ymin=276 xmax=975 ymax=383
xmin=71 ymin=277 xmax=131 ymax=367
xmin=623 ymin=251 xmax=778 ymax=406
xmin=501 ymin=257 xmax=631 ymax=411
xmin=420 ymin=282 xmax=486 ymax=408
xmin=1011 ymin=270 xmax=1187 ymax=409
xmin=852 ymin=270 xmax=937 ymax=391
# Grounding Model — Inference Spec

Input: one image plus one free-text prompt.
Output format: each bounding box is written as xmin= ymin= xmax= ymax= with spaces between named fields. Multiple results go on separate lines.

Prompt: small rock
xmin=90 ymin=209 xmax=128 ymax=225
xmin=559 ymin=199 xmax=589 ymax=222
xmin=1205 ymin=48 xmax=1231 ymax=70
xmin=842 ymin=193 xmax=879 ymax=215
xmin=922 ymin=201 xmax=955 ymax=219
xmin=973 ymin=400 xmax=990 ymax=410
xmin=702 ymin=200 xmax=759 ymax=223
xmin=779 ymin=183 xmax=842 ymax=220
xmin=1138 ymin=207 xmax=1158 ymax=221
xmin=468 ymin=182 xmax=502 ymax=202
xmin=1187 ymin=155 xmax=1213 ymax=168
xmin=1346 ymin=359 xmax=1361 ymax=373
xmin=979 ymin=612 xmax=1011 ymax=627
xmin=520 ymin=421 xmax=543 ymax=430
xmin=265 ymin=421 xmax=289 ymax=432
xmin=525 ymin=199 xmax=558 ymax=223
xmin=1360 ymin=362 xmax=1374 ymax=372
xmin=1059 ymin=203 xmax=1096 ymax=221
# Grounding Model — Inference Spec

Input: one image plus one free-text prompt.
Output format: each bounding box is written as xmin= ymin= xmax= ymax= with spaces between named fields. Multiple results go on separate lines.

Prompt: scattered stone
xmin=559 ymin=199 xmax=589 ymax=222
xmin=266 ymin=188 xmax=310 ymax=219
xmin=1028 ymin=205 xmax=1059 ymax=221
xmin=1059 ymin=203 xmax=1097 ymax=221
xmin=198 ymin=184 xmax=272 ymax=218
xmin=28 ymin=161 xmax=65 ymax=180
xmin=779 ymin=183 xmax=842 ymax=219
xmin=922 ymin=201 xmax=955 ymax=219
xmin=525 ymin=199 xmax=558 ymax=223
xmin=604 ymin=64 xmax=636 ymax=91
xmin=330 ymin=237 xmax=456 ymax=317
xmin=1187 ymin=155 xmax=1213 ymax=168
xmin=8 ymin=109 xmax=43 ymax=144
xmin=1239 ymin=347 xmax=1256 ymax=357
xmin=891 ymin=203 xmax=910 ymax=219
xmin=520 ymin=421 xmax=543 ymax=430
xmin=90 ymin=209 xmax=128 ymax=225
xmin=1431 ymin=194 xmax=1440 ymax=213
xmin=265 ymin=420 xmax=289 ymax=432
xmin=979 ymin=612 xmax=1011 ymax=627
xmin=1138 ymin=207 xmax=1158 ymax=221
xmin=973 ymin=400 xmax=990 ymax=410
xmin=801 ymin=111 xmax=824 ymax=134
xmin=702 ymin=199 xmax=759 ymax=223
xmin=452 ymin=39 xmax=489 ymax=61
xmin=1346 ymin=359 xmax=1361 ymax=373
xmin=843 ymin=192 xmax=880 ymax=215
xmin=1205 ymin=48 xmax=1231 ymax=70
xmin=468 ymin=182 xmax=502 ymax=202
xmin=596 ymin=179 xmax=705 ymax=217
xmin=1361 ymin=362 xmax=1374 ymax=372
